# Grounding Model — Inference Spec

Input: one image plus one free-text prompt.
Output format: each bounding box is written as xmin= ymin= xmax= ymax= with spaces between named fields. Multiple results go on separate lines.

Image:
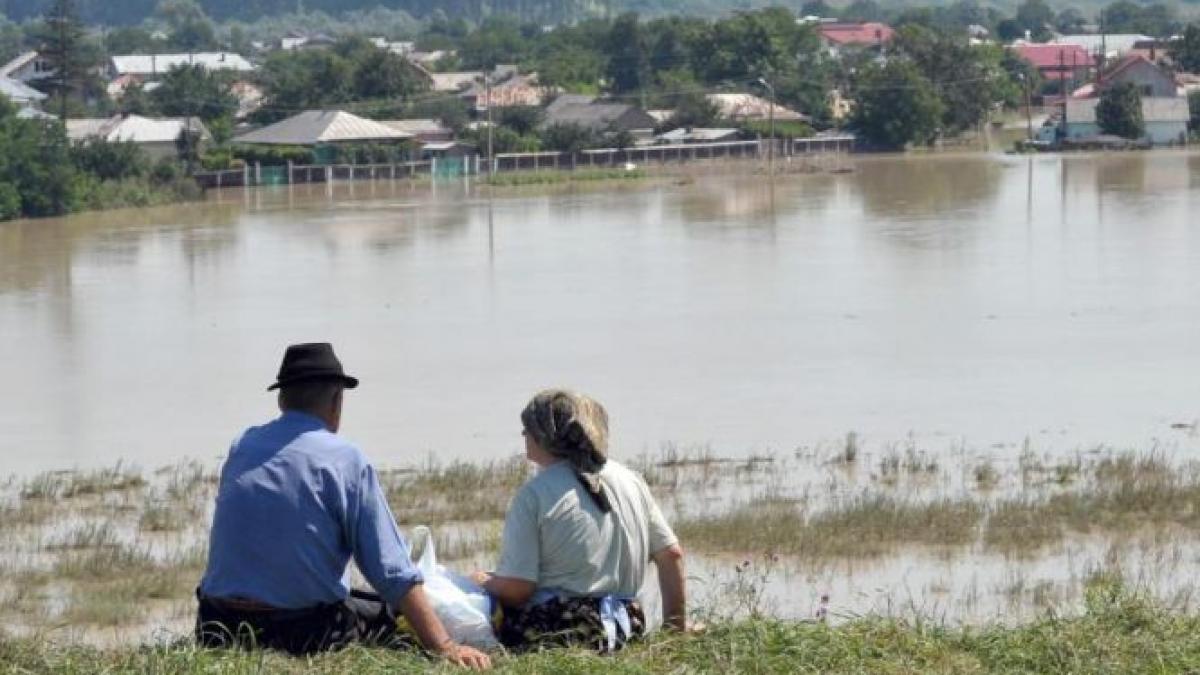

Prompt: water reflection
xmin=1 ymin=153 xmax=1200 ymax=475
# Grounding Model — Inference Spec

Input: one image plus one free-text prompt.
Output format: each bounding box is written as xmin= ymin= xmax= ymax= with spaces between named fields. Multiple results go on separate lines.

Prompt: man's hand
xmin=468 ymin=570 xmax=491 ymax=587
xmin=435 ymin=641 xmax=492 ymax=670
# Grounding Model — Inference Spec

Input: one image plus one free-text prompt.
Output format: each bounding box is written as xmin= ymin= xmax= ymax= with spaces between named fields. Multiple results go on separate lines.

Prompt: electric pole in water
xmin=757 ymin=77 xmax=776 ymax=172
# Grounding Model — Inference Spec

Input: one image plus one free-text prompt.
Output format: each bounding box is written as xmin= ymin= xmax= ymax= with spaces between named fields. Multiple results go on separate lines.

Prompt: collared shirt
xmin=200 ymin=411 xmax=422 ymax=609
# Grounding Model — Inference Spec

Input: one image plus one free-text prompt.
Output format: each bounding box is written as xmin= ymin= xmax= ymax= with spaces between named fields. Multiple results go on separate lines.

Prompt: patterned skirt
xmin=497 ymin=595 xmax=645 ymax=653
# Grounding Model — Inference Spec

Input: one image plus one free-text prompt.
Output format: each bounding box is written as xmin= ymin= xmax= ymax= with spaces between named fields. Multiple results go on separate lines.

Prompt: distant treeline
xmin=4 ymin=0 xmax=1196 ymax=27
xmin=2 ymin=0 xmax=604 ymax=25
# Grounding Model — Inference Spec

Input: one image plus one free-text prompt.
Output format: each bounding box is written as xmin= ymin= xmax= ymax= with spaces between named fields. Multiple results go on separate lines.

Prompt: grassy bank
xmin=483 ymin=168 xmax=650 ymax=187
xmin=1 ymin=579 xmax=1196 ymax=673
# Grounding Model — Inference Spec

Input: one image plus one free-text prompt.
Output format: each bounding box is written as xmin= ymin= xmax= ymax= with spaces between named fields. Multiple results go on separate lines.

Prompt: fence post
xmin=431 ymin=157 xmax=438 ymax=178
xmin=254 ymin=162 xmax=261 ymax=185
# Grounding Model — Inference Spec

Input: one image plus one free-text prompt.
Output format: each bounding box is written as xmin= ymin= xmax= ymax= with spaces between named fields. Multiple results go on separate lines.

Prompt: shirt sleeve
xmin=347 ymin=462 xmax=424 ymax=608
xmin=494 ymin=486 xmax=541 ymax=583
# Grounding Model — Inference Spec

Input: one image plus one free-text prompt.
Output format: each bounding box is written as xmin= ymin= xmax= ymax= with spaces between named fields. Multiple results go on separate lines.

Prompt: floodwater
xmin=3 ymin=152 xmax=1200 ymax=475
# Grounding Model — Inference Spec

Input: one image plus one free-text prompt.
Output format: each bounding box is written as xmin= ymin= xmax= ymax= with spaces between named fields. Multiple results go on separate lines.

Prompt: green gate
xmin=258 ymin=165 xmax=287 ymax=186
xmin=433 ymin=156 xmax=466 ymax=179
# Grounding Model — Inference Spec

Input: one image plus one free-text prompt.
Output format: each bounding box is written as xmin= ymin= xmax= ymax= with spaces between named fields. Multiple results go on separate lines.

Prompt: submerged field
xmin=4 ymin=436 xmax=1200 ymax=670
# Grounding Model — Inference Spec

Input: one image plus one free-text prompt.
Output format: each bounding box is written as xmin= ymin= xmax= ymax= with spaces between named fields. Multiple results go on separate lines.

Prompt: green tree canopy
xmin=1171 ymin=24 xmax=1200 ymax=74
xmin=150 ymin=64 xmax=237 ymax=123
xmin=1096 ymin=81 xmax=1144 ymax=139
xmin=851 ymin=60 xmax=944 ymax=149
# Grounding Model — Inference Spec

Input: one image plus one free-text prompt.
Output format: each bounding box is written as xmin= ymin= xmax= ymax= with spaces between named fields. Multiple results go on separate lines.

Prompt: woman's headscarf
xmin=520 ymin=389 xmax=612 ymax=513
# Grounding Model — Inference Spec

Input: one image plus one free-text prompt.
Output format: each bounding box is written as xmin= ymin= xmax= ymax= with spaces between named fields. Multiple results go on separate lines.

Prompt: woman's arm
xmin=475 ymin=572 xmax=537 ymax=608
xmin=652 ymin=544 xmax=686 ymax=631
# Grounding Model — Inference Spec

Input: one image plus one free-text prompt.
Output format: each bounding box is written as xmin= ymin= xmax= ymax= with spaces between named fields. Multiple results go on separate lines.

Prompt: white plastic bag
xmin=410 ymin=525 xmax=500 ymax=650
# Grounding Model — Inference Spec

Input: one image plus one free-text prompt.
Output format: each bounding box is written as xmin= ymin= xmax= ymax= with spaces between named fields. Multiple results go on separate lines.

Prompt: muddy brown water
xmin=2 ymin=152 xmax=1200 ymax=476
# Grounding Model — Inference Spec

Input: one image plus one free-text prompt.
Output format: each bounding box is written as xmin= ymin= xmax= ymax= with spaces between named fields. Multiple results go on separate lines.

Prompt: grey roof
xmin=379 ymin=119 xmax=447 ymax=134
xmin=1066 ymin=96 xmax=1189 ymax=124
xmin=0 ymin=76 xmax=46 ymax=103
xmin=110 ymin=52 xmax=255 ymax=76
xmin=233 ymin=110 xmax=410 ymax=145
xmin=545 ymin=94 xmax=595 ymax=114
xmin=16 ymin=107 xmax=55 ymax=120
xmin=543 ymin=101 xmax=651 ymax=131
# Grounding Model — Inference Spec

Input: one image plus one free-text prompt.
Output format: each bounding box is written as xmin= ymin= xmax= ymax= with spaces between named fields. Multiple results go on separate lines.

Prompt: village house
xmin=1014 ymin=43 xmax=1093 ymax=86
xmin=541 ymin=94 xmax=657 ymax=138
xmin=66 ymin=114 xmax=211 ymax=159
xmin=1063 ymin=55 xmax=1189 ymax=146
xmin=706 ymin=93 xmax=809 ymax=123
xmin=109 ymin=52 xmax=256 ymax=82
xmin=1 ymin=76 xmax=47 ymax=110
xmin=0 ymin=51 xmax=55 ymax=86
xmin=1052 ymin=34 xmax=1153 ymax=62
xmin=233 ymin=110 xmax=412 ymax=163
xmin=818 ymin=22 xmax=894 ymax=55
xmin=379 ymin=119 xmax=454 ymax=143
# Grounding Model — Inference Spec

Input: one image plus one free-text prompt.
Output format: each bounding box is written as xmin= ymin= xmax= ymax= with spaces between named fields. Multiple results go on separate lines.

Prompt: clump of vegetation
xmin=484 ymin=168 xmax=648 ymax=187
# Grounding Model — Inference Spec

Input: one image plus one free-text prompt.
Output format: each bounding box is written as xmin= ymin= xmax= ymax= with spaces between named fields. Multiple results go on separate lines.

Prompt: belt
xmin=201 ymin=595 xmax=280 ymax=613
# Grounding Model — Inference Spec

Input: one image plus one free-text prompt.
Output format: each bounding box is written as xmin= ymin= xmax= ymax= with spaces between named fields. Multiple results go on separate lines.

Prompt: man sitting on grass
xmin=196 ymin=342 xmax=490 ymax=669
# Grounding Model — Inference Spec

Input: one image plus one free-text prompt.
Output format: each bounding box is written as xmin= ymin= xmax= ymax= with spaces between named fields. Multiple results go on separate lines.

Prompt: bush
xmin=0 ymin=181 xmax=20 ymax=220
xmin=740 ymin=119 xmax=813 ymax=139
xmin=1097 ymin=82 xmax=1144 ymax=140
xmin=71 ymin=140 xmax=150 ymax=181
xmin=230 ymin=144 xmax=315 ymax=167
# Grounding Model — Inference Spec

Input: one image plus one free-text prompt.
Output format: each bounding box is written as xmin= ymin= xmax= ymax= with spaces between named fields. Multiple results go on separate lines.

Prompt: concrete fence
xmin=194 ymin=136 xmax=857 ymax=189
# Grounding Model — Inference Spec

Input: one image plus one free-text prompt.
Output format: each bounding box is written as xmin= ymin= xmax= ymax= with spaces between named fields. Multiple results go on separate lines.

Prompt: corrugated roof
xmin=431 ymin=72 xmax=482 ymax=92
xmin=707 ymin=93 xmax=808 ymax=122
xmin=819 ymin=22 xmax=894 ymax=46
xmin=110 ymin=52 xmax=255 ymax=76
xmin=0 ymin=76 xmax=47 ymax=102
xmin=67 ymin=115 xmax=210 ymax=143
xmin=1014 ymin=44 xmax=1093 ymax=74
xmin=1054 ymin=34 xmax=1151 ymax=57
xmin=233 ymin=110 xmax=410 ymax=145
xmin=656 ymin=127 xmax=740 ymax=142
xmin=379 ymin=119 xmax=445 ymax=134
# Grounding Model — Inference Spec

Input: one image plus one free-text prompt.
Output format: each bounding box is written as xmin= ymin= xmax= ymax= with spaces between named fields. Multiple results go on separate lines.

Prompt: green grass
xmin=2 ymin=580 xmax=1199 ymax=673
xmin=484 ymin=168 xmax=649 ymax=187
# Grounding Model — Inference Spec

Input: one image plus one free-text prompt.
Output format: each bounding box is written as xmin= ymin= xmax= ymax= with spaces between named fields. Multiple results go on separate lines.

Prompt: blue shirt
xmin=200 ymin=411 xmax=423 ymax=609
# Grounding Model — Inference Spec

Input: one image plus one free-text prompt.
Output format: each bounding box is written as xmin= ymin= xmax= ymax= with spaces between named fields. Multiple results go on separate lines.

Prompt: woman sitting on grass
xmin=472 ymin=389 xmax=687 ymax=652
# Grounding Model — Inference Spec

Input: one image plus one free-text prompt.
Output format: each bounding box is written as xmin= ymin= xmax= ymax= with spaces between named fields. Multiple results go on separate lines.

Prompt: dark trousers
xmin=196 ymin=589 xmax=412 ymax=656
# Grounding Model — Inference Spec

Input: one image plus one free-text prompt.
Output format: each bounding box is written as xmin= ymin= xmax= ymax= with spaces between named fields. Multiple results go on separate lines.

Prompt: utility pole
xmin=1020 ymin=73 xmax=1033 ymax=141
xmin=757 ymin=76 xmax=775 ymax=171
xmin=485 ymin=71 xmax=494 ymax=173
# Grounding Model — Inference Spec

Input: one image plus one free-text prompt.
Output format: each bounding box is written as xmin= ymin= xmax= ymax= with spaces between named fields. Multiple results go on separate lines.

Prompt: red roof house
xmin=1014 ymin=44 xmax=1094 ymax=81
xmin=819 ymin=23 xmax=894 ymax=49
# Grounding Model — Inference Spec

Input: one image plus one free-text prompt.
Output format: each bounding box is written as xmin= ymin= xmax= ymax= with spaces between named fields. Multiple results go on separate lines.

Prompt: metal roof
xmin=707 ymin=93 xmax=808 ymax=122
xmin=110 ymin=52 xmax=255 ymax=76
xmin=66 ymin=115 xmax=211 ymax=144
xmin=379 ymin=119 xmax=446 ymax=134
xmin=233 ymin=110 xmax=410 ymax=145
xmin=0 ymin=76 xmax=46 ymax=103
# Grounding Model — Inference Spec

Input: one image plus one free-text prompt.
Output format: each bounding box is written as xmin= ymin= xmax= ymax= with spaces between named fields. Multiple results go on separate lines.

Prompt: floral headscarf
xmin=520 ymin=389 xmax=612 ymax=513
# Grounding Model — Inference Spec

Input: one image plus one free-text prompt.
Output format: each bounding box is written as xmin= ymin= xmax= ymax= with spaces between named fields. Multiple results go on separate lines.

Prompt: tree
xmin=35 ymin=0 xmax=92 ymax=121
xmin=1096 ymin=82 xmax=1144 ymax=139
xmin=1055 ymin=7 xmax=1088 ymax=34
xmin=842 ymin=0 xmax=883 ymax=22
xmin=606 ymin=13 xmax=648 ymax=94
xmin=539 ymin=122 xmax=603 ymax=152
xmin=851 ymin=60 xmax=944 ymax=149
xmin=1015 ymin=0 xmax=1055 ymax=40
xmin=150 ymin=64 xmax=237 ymax=123
xmin=1171 ymin=24 xmax=1200 ymax=74
xmin=893 ymin=25 xmax=1010 ymax=134
xmin=0 ymin=97 xmax=78 ymax=218
xmin=157 ymin=0 xmax=219 ymax=51
xmin=800 ymin=0 xmax=831 ymax=17
xmin=497 ymin=105 xmax=543 ymax=135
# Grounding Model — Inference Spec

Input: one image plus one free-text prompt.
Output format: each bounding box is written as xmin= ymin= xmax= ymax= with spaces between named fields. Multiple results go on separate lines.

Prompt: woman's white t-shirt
xmin=494 ymin=459 xmax=678 ymax=598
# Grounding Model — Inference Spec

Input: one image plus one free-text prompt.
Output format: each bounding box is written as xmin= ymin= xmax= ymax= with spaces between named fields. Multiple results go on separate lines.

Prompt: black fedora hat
xmin=267 ymin=343 xmax=359 ymax=391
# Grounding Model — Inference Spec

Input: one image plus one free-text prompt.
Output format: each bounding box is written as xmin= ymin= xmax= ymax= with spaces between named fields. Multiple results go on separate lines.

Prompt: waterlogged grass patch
xmin=485 ymin=168 xmax=649 ymax=187
xmin=677 ymin=495 xmax=982 ymax=559
xmin=383 ymin=458 xmax=530 ymax=524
